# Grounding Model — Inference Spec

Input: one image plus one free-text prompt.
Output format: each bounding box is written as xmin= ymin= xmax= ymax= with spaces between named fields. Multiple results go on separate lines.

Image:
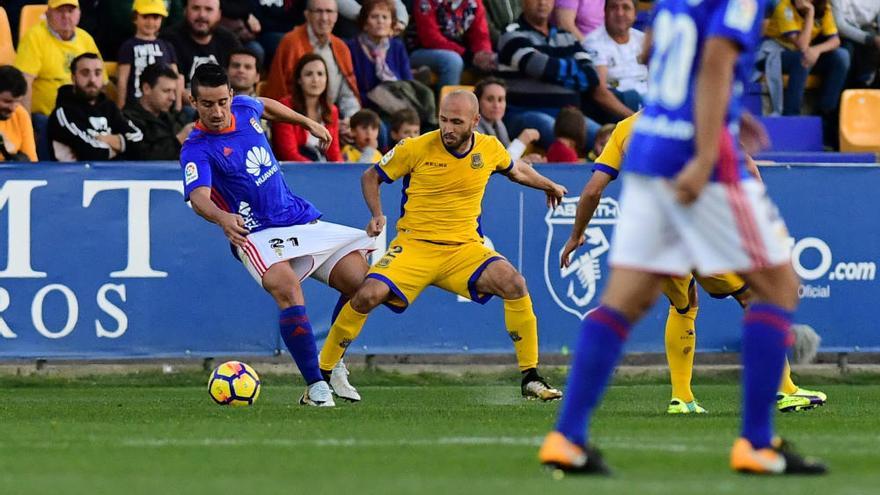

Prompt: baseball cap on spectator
xmin=133 ymin=0 xmax=169 ymax=17
xmin=47 ymin=0 xmax=79 ymax=7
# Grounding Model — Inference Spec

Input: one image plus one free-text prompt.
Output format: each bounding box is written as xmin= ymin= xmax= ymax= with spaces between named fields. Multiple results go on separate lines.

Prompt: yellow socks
xmin=318 ymin=302 xmax=368 ymax=371
xmin=665 ymin=305 xmax=698 ymax=402
xmin=504 ymin=295 xmax=539 ymax=371
xmin=779 ymin=359 xmax=799 ymax=394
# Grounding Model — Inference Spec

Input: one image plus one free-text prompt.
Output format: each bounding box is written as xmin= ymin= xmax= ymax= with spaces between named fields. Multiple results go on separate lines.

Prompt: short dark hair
xmin=139 ymin=63 xmax=179 ymax=92
xmin=0 ymin=65 xmax=27 ymax=97
xmin=554 ymin=106 xmax=586 ymax=153
xmin=70 ymin=53 xmax=101 ymax=74
xmin=350 ymin=109 xmax=381 ymax=130
xmin=390 ymin=108 xmax=419 ymax=132
xmin=191 ymin=63 xmax=230 ymax=98
xmin=473 ymin=77 xmax=506 ymax=100
xmin=227 ymin=47 xmax=262 ymax=70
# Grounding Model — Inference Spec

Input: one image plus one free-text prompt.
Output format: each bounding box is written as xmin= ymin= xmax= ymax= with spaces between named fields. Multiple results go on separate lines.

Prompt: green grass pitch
xmin=1 ymin=371 xmax=878 ymax=495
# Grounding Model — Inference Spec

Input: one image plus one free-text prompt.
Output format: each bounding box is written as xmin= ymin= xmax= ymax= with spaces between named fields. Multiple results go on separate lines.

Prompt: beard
xmin=75 ymin=85 xmax=101 ymax=102
xmin=443 ymin=130 xmax=472 ymax=150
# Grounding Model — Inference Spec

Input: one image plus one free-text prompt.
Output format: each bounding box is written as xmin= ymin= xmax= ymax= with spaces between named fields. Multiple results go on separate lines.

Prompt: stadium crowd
xmin=0 ymin=0 xmax=878 ymax=163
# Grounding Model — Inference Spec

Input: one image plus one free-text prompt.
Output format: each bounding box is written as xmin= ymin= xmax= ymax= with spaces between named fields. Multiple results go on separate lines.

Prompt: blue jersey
xmin=624 ymin=0 xmax=766 ymax=182
xmin=180 ymin=96 xmax=321 ymax=232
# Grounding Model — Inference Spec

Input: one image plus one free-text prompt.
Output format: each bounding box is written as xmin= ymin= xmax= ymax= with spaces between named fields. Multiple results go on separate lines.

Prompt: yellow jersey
xmin=14 ymin=21 xmax=103 ymax=116
xmin=341 ymin=144 xmax=382 ymax=163
xmin=0 ymin=106 xmax=37 ymax=161
xmin=593 ymin=112 xmax=639 ymax=178
xmin=764 ymin=0 xmax=838 ymax=51
xmin=376 ymin=130 xmax=512 ymax=244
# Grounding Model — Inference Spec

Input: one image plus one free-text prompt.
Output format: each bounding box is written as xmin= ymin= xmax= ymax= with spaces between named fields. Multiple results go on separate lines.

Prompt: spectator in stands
xmin=498 ymin=0 xmax=632 ymax=124
xmin=587 ymin=122 xmax=614 ymax=161
xmin=484 ymin=0 xmax=522 ymax=46
xmin=554 ymin=0 xmax=604 ymax=42
xmin=409 ymin=0 xmax=497 ymax=87
xmin=252 ymin=0 xmax=307 ymax=67
xmin=347 ymin=0 xmax=412 ymax=104
xmin=765 ymin=0 xmax=850 ymax=145
xmin=15 ymin=0 xmax=103 ymax=160
xmin=388 ymin=107 xmax=420 ymax=148
xmin=342 ymin=109 xmax=382 ymax=162
xmin=474 ymin=77 xmax=544 ymax=162
xmin=48 ymin=53 xmax=144 ymax=162
xmin=94 ymin=1 xmax=185 ymax=61
xmin=582 ymin=0 xmax=646 ymax=116
xmin=161 ymin=0 xmax=242 ymax=91
xmin=335 ymin=0 xmax=410 ymax=39
xmin=266 ymin=0 xmax=361 ymax=138
xmin=832 ymin=0 xmax=880 ymax=87
xmin=227 ymin=48 xmax=262 ymax=96
xmin=123 ymin=63 xmax=194 ymax=161
xmin=220 ymin=0 xmax=266 ymax=64
xmin=272 ymin=53 xmax=343 ymax=162
xmin=545 ymin=106 xmax=584 ymax=163
xmin=0 ymin=66 xmax=37 ymax=162
xmin=117 ymin=0 xmax=182 ymax=111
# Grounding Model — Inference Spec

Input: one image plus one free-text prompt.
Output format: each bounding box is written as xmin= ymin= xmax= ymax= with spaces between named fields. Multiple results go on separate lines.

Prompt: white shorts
xmin=237 ymin=220 xmax=375 ymax=286
xmin=609 ymin=174 xmax=791 ymax=276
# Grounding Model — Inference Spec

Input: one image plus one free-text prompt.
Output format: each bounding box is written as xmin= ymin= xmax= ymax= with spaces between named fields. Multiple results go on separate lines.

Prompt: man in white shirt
xmin=582 ymin=0 xmax=646 ymax=122
xmin=832 ymin=0 xmax=880 ymax=86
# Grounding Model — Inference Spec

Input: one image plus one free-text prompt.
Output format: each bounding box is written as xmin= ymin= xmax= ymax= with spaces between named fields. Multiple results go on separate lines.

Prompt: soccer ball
xmin=208 ymin=361 xmax=261 ymax=406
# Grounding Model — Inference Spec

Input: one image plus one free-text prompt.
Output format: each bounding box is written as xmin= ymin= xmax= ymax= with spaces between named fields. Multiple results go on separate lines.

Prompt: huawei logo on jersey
xmin=245 ymin=146 xmax=272 ymax=176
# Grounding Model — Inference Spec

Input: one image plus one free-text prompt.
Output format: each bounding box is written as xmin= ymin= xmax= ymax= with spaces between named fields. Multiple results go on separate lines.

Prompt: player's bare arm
xmin=675 ymin=37 xmax=740 ymax=205
xmin=259 ymin=96 xmax=332 ymax=151
xmin=361 ymin=166 xmax=386 ymax=237
xmin=188 ymin=186 xmax=249 ymax=248
xmin=561 ymin=170 xmax=614 ymax=268
xmin=505 ymin=159 xmax=567 ymax=208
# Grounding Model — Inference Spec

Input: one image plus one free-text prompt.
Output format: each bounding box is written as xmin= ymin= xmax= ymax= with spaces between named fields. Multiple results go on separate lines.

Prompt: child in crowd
xmin=388 ymin=108 xmax=421 ymax=150
xmin=117 ymin=0 xmax=182 ymax=110
xmin=587 ymin=123 xmax=615 ymax=162
xmin=546 ymin=106 xmax=586 ymax=163
xmin=342 ymin=109 xmax=383 ymax=163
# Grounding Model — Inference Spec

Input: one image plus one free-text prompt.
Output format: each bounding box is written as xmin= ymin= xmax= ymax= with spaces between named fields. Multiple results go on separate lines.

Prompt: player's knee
xmin=499 ymin=273 xmax=528 ymax=300
xmin=350 ymin=283 xmax=388 ymax=313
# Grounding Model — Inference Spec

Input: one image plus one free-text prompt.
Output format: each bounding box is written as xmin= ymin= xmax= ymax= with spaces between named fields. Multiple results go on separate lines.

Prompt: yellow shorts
xmin=662 ymin=272 xmax=748 ymax=311
xmin=367 ymin=235 xmax=504 ymax=312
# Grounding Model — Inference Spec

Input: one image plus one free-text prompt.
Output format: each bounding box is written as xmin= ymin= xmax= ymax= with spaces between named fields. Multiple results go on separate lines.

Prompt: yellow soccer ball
xmin=208 ymin=361 xmax=261 ymax=406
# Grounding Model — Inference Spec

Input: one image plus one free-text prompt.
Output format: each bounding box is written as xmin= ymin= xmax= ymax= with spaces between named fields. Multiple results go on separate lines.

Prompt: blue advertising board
xmin=0 ymin=162 xmax=877 ymax=358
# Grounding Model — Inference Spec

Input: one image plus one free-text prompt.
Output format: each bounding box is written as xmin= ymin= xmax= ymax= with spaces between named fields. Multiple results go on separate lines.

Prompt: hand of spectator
xmin=307 ymin=121 xmax=333 ymax=152
xmin=523 ymin=153 xmax=545 ymax=163
xmin=473 ymin=51 xmax=498 ymax=72
xmin=793 ymin=0 xmax=813 ymax=16
xmin=560 ymin=234 xmax=585 ymax=268
xmin=247 ymin=14 xmax=262 ymax=34
xmin=96 ymin=134 xmax=124 ymax=153
xmin=219 ymin=212 xmax=250 ymax=248
xmin=801 ymin=46 xmax=819 ymax=68
xmin=366 ymin=215 xmax=386 ymax=237
xmin=738 ymin=112 xmax=769 ymax=155
xmin=517 ymin=128 xmax=540 ymax=145
xmin=177 ymin=123 xmax=196 ymax=145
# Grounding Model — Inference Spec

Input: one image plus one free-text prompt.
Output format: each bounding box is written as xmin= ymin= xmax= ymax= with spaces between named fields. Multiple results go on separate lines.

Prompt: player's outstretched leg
xmin=664 ymin=305 xmax=705 ymax=414
xmin=471 ymin=260 xmax=560 ymax=401
xmin=540 ymin=268 xmax=664 ymax=475
xmin=730 ymin=264 xmax=826 ymax=475
xmin=262 ymin=262 xmax=334 ymax=407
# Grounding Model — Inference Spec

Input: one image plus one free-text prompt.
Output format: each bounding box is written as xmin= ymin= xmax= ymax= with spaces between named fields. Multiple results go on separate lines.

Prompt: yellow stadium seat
xmin=18 ymin=4 xmax=47 ymax=43
xmin=439 ymin=84 xmax=475 ymax=102
xmin=0 ymin=7 xmax=15 ymax=65
xmin=839 ymin=89 xmax=880 ymax=153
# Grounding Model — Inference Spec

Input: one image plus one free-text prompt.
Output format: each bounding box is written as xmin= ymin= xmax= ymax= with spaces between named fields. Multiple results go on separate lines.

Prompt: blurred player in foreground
xmin=318 ymin=91 xmax=568 ymax=401
xmin=180 ymin=64 xmax=372 ymax=407
xmin=540 ymin=0 xmax=827 ymax=475
xmin=563 ymin=111 xmax=826 ymax=414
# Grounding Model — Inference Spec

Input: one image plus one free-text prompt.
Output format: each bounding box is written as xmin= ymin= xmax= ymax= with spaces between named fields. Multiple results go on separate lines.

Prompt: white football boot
xmin=299 ymin=380 xmax=336 ymax=407
xmin=329 ymin=359 xmax=362 ymax=402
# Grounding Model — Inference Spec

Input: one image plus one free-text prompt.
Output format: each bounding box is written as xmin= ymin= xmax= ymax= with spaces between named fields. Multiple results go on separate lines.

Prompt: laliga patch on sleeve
xmin=380 ymin=145 xmax=396 ymax=166
xmin=724 ymin=0 xmax=758 ymax=33
xmin=184 ymin=162 xmax=199 ymax=185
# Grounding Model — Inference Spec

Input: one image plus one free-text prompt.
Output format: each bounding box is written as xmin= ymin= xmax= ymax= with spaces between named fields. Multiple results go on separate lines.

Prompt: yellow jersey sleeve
xmin=375 ymin=138 xmax=414 ymax=183
xmin=593 ymin=113 xmax=638 ymax=180
xmin=487 ymin=135 xmax=513 ymax=173
xmin=767 ymin=0 xmax=802 ymax=41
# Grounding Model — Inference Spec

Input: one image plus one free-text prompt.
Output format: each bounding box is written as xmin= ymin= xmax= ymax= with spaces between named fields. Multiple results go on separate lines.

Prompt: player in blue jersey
xmin=539 ymin=0 xmax=827 ymax=475
xmin=180 ymin=64 xmax=374 ymax=407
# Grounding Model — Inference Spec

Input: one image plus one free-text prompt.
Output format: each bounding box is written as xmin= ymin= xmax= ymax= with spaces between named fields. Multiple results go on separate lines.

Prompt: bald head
xmin=439 ymin=91 xmax=480 ymax=152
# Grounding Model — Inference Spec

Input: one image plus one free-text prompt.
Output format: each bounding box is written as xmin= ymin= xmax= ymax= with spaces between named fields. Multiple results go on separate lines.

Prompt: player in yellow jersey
xmin=562 ymin=112 xmax=827 ymax=413
xmin=317 ymin=91 xmax=568 ymax=401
